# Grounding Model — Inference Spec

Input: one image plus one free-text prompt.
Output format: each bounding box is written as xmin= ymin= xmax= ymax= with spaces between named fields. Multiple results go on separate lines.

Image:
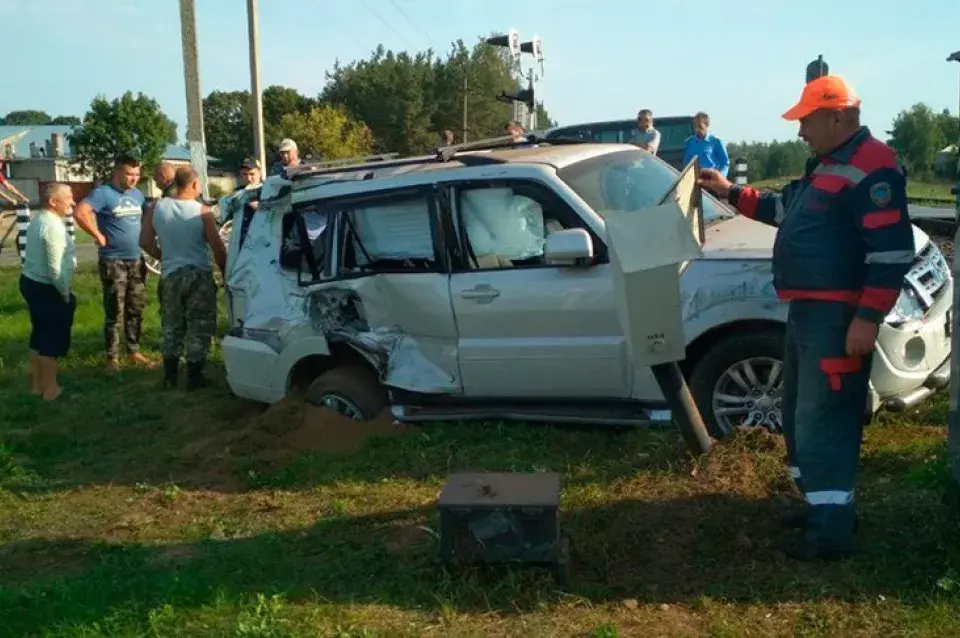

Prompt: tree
xmin=202 ymin=86 xmax=318 ymax=168
xmin=322 ymin=38 xmax=556 ymax=155
xmin=263 ymin=85 xmax=316 ymax=147
xmin=323 ymin=45 xmax=438 ymax=155
xmin=50 ymin=115 xmax=81 ymax=126
xmin=68 ymin=92 xmax=178 ymax=180
xmin=727 ymin=139 xmax=811 ymax=182
xmin=888 ymin=103 xmax=952 ymax=179
xmin=279 ymin=104 xmax=374 ymax=160
xmin=203 ymin=90 xmax=253 ymax=169
xmin=1 ymin=110 xmax=52 ymax=125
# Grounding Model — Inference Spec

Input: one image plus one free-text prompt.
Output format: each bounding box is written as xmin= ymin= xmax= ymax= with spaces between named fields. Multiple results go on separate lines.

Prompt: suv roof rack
xmin=280 ymin=132 xmax=593 ymax=182
xmin=300 ymin=152 xmax=400 ymax=169
xmin=284 ymin=153 xmax=426 ymax=180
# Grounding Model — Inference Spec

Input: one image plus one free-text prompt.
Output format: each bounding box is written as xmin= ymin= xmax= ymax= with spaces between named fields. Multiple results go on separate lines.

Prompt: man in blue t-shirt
xmin=74 ymin=154 xmax=151 ymax=371
xmin=683 ymin=111 xmax=730 ymax=177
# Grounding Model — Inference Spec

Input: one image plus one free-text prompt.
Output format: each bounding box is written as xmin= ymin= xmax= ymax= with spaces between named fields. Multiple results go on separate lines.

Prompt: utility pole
xmin=462 ymin=70 xmax=469 ymax=143
xmin=178 ymin=0 xmax=209 ymax=198
xmin=247 ymin=0 xmax=266 ymax=171
xmin=947 ymin=49 xmax=960 ymax=505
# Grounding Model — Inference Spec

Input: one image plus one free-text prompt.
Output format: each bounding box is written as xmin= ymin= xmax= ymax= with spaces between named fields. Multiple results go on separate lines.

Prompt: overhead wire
xmin=360 ymin=0 xmax=417 ymax=50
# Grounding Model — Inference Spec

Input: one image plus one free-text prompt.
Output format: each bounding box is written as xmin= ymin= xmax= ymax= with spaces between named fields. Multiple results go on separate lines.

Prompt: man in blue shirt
xmin=683 ymin=112 xmax=730 ymax=177
xmin=74 ymin=154 xmax=151 ymax=371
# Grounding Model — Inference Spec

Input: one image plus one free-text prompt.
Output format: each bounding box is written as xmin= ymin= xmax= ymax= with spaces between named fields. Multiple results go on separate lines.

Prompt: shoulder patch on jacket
xmin=869 ymin=181 xmax=892 ymax=207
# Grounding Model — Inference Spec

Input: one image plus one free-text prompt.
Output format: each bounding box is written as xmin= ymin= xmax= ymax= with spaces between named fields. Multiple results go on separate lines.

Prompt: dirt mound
xmin=187 ymin=397 xmax=420 ymax=474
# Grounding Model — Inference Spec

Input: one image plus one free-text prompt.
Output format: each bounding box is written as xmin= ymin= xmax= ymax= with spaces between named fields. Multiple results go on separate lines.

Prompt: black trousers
xmin=20 ymin=275 xmax=76 ymax=358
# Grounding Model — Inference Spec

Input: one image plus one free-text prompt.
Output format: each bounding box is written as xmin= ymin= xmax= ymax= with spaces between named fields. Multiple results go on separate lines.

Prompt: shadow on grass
xmin=1 ymin=484 xmax=958 ymax=636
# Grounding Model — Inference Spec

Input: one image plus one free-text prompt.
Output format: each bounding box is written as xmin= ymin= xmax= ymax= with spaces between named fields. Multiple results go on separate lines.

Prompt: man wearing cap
xmin=699 ymin=75 xmax=915 ymax=561
xmin=221 ymin=158 xmax=263 ymax=249
xmin=270 ymin=139 xmax=302 ymax=177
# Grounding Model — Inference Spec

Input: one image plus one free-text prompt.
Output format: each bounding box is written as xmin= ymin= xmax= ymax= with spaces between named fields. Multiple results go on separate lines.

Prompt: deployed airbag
xmin=461 ymin=188 xmax=545 ymax=261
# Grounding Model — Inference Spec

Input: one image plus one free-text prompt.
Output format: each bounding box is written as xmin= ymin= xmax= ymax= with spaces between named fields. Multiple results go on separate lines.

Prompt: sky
xmin=3 ymin=0 xmax=959 ymax=145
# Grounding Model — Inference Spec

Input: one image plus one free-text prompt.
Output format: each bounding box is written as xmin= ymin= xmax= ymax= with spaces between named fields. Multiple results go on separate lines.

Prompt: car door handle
xmin=460 ymin=284 xmax=500 ymax=302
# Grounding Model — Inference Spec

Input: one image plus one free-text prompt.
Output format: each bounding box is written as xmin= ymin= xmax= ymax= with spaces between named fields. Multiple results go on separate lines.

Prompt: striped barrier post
xmin=16 ymin=206 xmax=30 ymax=265
xmin=65 ymin=210 xmax=76 ymax=243
xmin=733 ymin=158 xmax=748 ymax=186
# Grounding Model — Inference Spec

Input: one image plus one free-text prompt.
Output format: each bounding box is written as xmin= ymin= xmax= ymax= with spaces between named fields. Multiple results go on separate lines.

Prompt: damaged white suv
xmin=221 ymin=142 xmax=952 ymax=437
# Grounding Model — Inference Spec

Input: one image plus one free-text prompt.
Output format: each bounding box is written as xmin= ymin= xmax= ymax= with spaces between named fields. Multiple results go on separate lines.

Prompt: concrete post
xmin=246 ymin=0 xmax=266 ymax=172
xmin=179 ymin=0 xmax=210 ymax=199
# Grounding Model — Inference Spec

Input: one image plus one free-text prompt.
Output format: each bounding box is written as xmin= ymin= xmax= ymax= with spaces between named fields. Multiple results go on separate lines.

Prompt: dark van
xmin=544 ymin=116 xmax=695 ymax=171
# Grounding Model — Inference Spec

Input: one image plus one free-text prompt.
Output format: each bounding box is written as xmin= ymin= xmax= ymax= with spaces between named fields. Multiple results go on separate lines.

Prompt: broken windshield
xmin=557 ymin=149 xmax=732 ymax=223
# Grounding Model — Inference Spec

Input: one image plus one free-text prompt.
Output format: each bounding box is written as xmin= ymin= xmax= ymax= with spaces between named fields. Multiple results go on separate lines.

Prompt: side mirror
xmin=545 ymin=228 xmax=594 ymax=266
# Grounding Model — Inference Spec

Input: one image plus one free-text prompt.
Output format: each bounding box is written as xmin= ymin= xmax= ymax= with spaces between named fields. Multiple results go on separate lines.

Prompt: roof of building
xmin=0 ymin=125 xmax=217 ymax=163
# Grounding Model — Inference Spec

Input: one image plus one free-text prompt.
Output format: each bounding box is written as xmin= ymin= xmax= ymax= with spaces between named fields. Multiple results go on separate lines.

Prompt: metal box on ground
xmin=437 ymin=472 xmax=569 ymax=583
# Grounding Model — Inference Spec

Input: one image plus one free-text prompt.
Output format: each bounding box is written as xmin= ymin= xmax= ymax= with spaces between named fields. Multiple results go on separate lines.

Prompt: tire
xmin=304 ymin=365 xmax=387 ymax=421
xmin=689 ymin=331 xmax=785 ymax=439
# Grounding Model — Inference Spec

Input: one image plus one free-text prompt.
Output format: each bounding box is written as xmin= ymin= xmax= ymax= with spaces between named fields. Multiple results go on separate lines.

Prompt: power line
xmin=361 ymin=0 xmax=416 ymax=50
xmin=387 ymin=0 xmax=441 ymax=51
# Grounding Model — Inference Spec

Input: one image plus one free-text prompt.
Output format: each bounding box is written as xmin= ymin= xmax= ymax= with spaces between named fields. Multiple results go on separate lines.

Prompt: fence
xmin=14 ymin=207 xmax=76 ymax=265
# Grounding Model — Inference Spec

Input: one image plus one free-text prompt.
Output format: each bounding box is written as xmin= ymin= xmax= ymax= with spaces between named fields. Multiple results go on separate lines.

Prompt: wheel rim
xmin=320 ymin=393 xmax=365 ymax=420
xmin=712 ymin=356 xmax=783 ymax=435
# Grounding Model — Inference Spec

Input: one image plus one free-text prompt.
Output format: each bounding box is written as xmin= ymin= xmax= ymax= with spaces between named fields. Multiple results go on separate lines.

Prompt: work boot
xmin=185 ymin=362 xmax=207 ymax=390
xmin=777 ymin=531 xmax=851 ymax=561
xmin=780 ymin=508 xmax=859 ymax=534
xmin=162 ymin=358 xmax=179 ymax=389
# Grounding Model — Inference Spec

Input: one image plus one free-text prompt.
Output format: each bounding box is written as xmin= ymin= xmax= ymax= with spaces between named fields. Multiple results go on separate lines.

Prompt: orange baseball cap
xmin=781 ymin=75 xmax=861 ymax=121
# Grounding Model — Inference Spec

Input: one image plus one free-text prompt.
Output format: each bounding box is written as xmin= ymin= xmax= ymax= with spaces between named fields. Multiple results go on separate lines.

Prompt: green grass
xmin=1 ymin=268 xmax=959 ymax=637
xmin=752 ymin=177 xmax=955 ymax=204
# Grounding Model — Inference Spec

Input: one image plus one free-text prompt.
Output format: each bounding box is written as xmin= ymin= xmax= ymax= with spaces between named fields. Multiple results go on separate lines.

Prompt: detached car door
xmin=446 ymin=178 xmax=631 ymax=398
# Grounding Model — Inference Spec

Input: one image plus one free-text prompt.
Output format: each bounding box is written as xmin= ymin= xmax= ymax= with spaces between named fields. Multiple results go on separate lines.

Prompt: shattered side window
xmin=338 ymin=192 xmax=437 ymax=274
xmin=280 ymin=205 xmax=329 ymax=281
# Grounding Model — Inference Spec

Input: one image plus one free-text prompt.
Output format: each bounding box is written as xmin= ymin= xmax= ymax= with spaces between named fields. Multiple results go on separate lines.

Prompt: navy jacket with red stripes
xmin=728 ymin=127 xmax=914 ymax=324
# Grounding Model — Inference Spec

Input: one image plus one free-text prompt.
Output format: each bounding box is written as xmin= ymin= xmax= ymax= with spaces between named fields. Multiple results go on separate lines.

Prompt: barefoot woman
xmin=19 ymin=183 xmax=77 ymax=400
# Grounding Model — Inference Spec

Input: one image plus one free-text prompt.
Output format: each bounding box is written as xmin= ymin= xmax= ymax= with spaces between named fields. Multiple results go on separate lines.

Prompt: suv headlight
xmin=885 ymin=287 xmax=925 ymax=326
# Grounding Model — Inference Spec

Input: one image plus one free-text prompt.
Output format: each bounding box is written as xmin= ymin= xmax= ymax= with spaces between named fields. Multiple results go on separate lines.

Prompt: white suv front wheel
xmin=689 ymin=331 xmax=786 ymax=439
xmin=304 ymin=366 xmax=388 ymax=421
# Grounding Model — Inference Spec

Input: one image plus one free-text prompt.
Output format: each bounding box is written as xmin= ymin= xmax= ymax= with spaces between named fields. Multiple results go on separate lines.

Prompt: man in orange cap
xmin=699 ymin=75 xmax=915 ymax=560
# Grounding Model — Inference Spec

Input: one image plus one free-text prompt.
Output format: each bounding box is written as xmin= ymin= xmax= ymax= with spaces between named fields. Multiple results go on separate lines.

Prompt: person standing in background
xmin=629 ymin=109 xmax=661 ymax=155
xmin=269 ymin=138 xmax=302 ymax=176
xmin=684 ymin=112 xmax=730 ymax=176
xmin=73 ymin=154 xmax=152 ymax=371
xmin=0 ymin=160 xmax=30 ymax=206
xmin=142 ymin=167 xmax=226 ymax=390
xmin=19 ymin=183 xmax=77 ymax=400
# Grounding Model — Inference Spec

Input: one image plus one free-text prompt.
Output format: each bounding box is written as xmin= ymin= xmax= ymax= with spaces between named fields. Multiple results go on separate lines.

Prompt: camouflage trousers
xmin=158 ymin=266 xmax=218 ymax=365
xmin=98 ymin=258 xmax=147 ymax=358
